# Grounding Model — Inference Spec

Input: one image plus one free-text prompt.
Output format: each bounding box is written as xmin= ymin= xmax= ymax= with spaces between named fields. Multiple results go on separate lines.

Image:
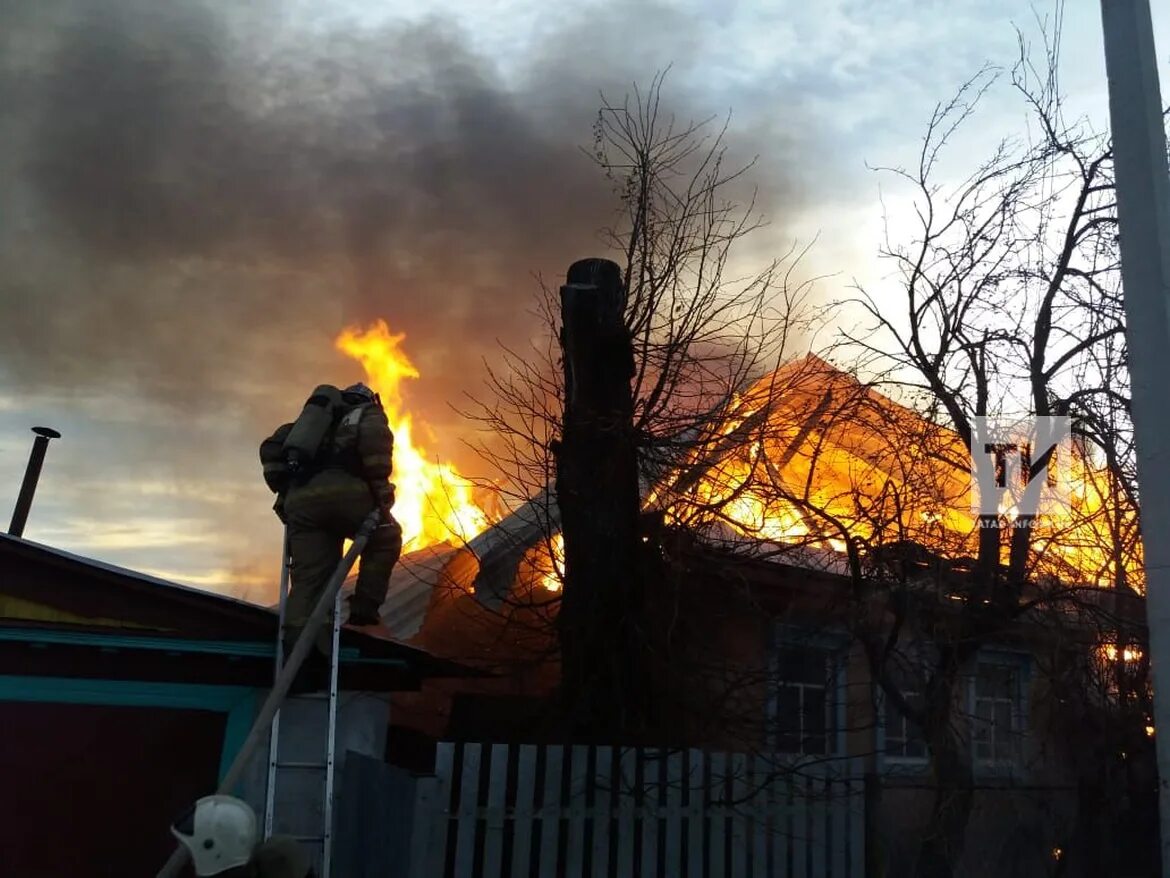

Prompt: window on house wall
xmin=972 ymin=660 xmax=1024 ymax=765
xmin=882 ymin=661 xmax=927 ymax=760
xmin=877 ymin=647 xmax=1028 ymax=771
xmin=878 ymin=644 xmax=932 ymax=765
xmin=771 ymin=643 xmax=839 ymax=756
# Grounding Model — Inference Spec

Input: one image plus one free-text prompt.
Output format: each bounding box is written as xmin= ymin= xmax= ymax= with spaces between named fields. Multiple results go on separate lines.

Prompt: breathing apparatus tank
xmin=281 ymin=384 xmax=345 ymax=476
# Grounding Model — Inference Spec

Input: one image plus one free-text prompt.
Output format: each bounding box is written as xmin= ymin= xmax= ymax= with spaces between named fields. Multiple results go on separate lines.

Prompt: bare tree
xmin=788 ymin=22 xmax=1147 ymax=878
xmin=457 ymin=29 xmax=1148 ymax=875
xmin=625 ymin=14 xmax=1150 ymax=876
xmin=460 ymin=72 xmax=817 ymax=739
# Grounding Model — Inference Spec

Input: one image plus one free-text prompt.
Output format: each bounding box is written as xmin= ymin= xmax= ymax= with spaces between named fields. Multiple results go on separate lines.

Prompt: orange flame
xmin=680 ymin=356 xmax=1142 ymax=589
xmin=538 ymin=534 xmax=565 ymax=592
xmin=335 ymin=320 xmax=491 ymax=553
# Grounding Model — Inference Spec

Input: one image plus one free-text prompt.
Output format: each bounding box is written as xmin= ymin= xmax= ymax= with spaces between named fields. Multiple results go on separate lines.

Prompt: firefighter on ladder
xmin=172 ymin=795 xmax=313 ymax=878
xmin=260 ymin=382 xmax=404 ymax=689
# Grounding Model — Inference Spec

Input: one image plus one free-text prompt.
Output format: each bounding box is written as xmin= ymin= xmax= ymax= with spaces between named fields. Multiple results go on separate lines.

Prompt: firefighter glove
xmin=372 ymin=481 xmax=395 ymax=514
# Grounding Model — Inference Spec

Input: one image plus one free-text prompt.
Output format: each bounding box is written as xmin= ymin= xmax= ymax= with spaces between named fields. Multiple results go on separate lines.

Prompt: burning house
xmin=344 ymin=348 xmax=1153 ymax=876
xmin=0 ymin=323 xmax=1150 ymax=876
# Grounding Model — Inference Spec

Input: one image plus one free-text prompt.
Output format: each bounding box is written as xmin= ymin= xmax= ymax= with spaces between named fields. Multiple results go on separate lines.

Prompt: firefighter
xmin=171 ymin=795 xmax=313 ymax=878
xmin=260 ymin=383 xmax=403 ymax=683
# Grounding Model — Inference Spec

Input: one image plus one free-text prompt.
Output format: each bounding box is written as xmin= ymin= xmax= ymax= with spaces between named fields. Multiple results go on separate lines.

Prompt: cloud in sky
xmin=0 ymin=0 xmax=1165 ymax=600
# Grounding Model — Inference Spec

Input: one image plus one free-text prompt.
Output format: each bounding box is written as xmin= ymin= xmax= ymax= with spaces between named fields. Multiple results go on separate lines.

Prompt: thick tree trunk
xmin=553 ymin=257 xmax=647 ymax=739
xmin=915 ymin=668 xmax=976 ymax=878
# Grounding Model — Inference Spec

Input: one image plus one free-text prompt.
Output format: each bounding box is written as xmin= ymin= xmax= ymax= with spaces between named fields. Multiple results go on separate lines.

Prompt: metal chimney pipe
xmin=8 ymin=426 xmax=61 ymax=538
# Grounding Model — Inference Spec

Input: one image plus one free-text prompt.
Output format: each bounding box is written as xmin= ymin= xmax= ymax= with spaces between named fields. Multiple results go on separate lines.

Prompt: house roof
xmin=354 ymin=543 xmax=468 ymax=640
xmin=403 ymin=351 xmax=1135 ymax=620
xmin=0 ymin=532 xmax=476 ymax=684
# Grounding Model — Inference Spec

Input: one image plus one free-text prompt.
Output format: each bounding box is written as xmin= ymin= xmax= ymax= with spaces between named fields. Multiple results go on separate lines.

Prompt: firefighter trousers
xmin=282 ymin=469 xmax=403 ymax=653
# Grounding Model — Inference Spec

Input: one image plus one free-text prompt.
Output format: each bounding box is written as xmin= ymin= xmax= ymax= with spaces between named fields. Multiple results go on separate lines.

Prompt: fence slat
xmin=565 ymin=745 xmax=589 ymax=878
xmin=453 ymin=743 xmax=482 ymax=878
xmin=418 ymin=743 xmax=455 ymax=878
xmin=709 ymin=753 xmax=726 ymax=878
xmin=539 ymin=746 xmax=564 ymax=877
xmin=481 ymin=744 xmax=509 ymax=878
xmin=686 ymin=750 xmax=705 ymax=878
xmin=641 ymin=750 xmax=661 ymax=878
xmin=846 ymin=765 xmax=863 ymax=878
xmin=792 ymin=768 xmax=809 ymax=878
xmin=407 ymin=777 xmax=438 ymax=878
xmin=511 ymin=745 xmax=539 ymax=878
xmin=809 ymin=767 xmax=828 ymax=878
xmin=751 ymin=756 xmax=768 ymax=878
xmin=829 ymin=766 xmax=846 ymax=878
xmin=772 ymin=765 xmax=790 ymax=878
xmin=592 ymin=747 xmax=613 ymax=878
xmin=665 ymin=751 xmax=684 ymax=878
xmin=615 ymin=748 xmax=637 ymax=878
xmin=730 ymin=753 xmax=748 ymax=878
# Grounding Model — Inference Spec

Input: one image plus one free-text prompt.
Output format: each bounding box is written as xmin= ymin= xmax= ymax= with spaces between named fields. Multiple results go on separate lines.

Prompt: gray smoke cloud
xmin=0 ymin=0 xmax=809 ymax=592
xmin=1 ymin=1 xmax=804 ymax=444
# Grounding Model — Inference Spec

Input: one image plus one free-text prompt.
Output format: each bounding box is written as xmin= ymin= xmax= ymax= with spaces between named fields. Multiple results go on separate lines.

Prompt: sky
xmin=0 ymin=0 xmax=1167 ymax=602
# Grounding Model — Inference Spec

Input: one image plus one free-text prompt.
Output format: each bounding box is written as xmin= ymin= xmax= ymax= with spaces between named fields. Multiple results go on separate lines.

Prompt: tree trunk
xmin=915 ymin=669 xmax=976 ymax=878
xmin=553 ymin=257 xmax=647 ymax=739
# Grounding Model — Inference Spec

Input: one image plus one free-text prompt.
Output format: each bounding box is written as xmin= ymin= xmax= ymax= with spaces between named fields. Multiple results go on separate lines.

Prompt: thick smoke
xmin=0 ymin=0 xmax=809 ymax=599
xmin=1 ymin=1 xmax=802 ymax=443
xmin=0 ymin=0 xmax=806 ymax=593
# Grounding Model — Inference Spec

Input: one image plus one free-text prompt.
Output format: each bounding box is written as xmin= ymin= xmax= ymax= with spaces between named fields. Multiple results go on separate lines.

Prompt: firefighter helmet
xmin=170 ymin=795 xmax=257 ymax=875
xmin=342 ymin=382 xmax=378 ymax=405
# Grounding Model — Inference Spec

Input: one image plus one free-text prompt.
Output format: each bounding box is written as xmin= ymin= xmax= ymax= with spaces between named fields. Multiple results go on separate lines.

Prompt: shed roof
xmin=0 ymin=532 xmax=475 ymax=683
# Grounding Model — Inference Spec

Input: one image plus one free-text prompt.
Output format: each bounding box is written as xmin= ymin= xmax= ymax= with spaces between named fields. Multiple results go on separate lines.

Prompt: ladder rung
xmin=275 ymin=760 xmax=328 ymax=770
xmin=290 ymin=835 xmax=325 ymax=844
xmin=286 ymin=692 xmax=331 ymax=701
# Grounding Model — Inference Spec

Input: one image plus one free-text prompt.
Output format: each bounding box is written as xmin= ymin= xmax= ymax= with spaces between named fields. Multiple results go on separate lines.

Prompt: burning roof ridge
xmin=765 ymin=353 xmax=962 ymax=436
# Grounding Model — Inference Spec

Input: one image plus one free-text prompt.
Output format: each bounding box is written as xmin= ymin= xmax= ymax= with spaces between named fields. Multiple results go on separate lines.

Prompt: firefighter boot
xmin=345 ymin=594 xmax=382 ymax=627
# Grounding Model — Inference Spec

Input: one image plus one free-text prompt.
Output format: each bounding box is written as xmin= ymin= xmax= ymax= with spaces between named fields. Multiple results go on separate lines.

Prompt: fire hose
xmin=155 ymin=509 xmax=382 ymax=878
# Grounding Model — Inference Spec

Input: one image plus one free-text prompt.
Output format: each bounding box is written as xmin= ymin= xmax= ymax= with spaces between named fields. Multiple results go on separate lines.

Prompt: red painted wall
xmin=0 ymin=702 xmax=224 ymax=877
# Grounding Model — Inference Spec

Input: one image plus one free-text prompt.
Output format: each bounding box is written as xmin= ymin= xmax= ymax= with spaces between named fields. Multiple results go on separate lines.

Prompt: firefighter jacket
xmin=328 ymin=402 xmax=393 ymax=487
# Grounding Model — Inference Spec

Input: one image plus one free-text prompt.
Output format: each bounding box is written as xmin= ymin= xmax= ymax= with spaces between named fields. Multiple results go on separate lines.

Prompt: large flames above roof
xmin=347 ymin=342 xmax=1140 ymax=606
xmin=661 ymin=355 xmax=1142 ymax=590
xmin=336 ymin=321 xmax=494 ymax=554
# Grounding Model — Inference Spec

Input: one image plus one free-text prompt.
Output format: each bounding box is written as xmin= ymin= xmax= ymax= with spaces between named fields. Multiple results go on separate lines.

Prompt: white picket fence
xmin=406 ymin=743 xmax=864 ymax=878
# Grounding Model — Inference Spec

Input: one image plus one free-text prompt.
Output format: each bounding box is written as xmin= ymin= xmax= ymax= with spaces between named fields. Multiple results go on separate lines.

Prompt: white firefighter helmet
xmin=170 ymin=794 xmax=258 ymax=875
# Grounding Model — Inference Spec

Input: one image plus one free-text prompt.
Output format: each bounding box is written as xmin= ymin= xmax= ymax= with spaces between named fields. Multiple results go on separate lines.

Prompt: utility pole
xmin=1098 ymin=1 xmax=1170 ymax=872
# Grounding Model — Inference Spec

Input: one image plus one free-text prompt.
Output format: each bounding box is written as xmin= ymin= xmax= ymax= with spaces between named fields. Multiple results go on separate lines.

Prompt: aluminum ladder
xmin=155 ymin=511 xmax=379 ymax=878
xmin=263 ymin=529 xmax=344 ymax=877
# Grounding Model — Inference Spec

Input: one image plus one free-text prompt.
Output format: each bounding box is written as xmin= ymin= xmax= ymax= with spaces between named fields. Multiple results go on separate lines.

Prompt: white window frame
xmin=969 ymin=650 xmax=1030 ymax=775
xmin=767 ymin=624 xmax=848 ymax=758
xmin=876 ymin=645 xmax=1030 ymax=775
xmin=876 ymin=643 xmax=933 ymax=770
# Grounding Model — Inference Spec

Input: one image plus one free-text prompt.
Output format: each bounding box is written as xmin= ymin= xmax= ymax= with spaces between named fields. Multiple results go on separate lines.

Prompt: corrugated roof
xmin=343 ymin=544 xmax=464 ymax=640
